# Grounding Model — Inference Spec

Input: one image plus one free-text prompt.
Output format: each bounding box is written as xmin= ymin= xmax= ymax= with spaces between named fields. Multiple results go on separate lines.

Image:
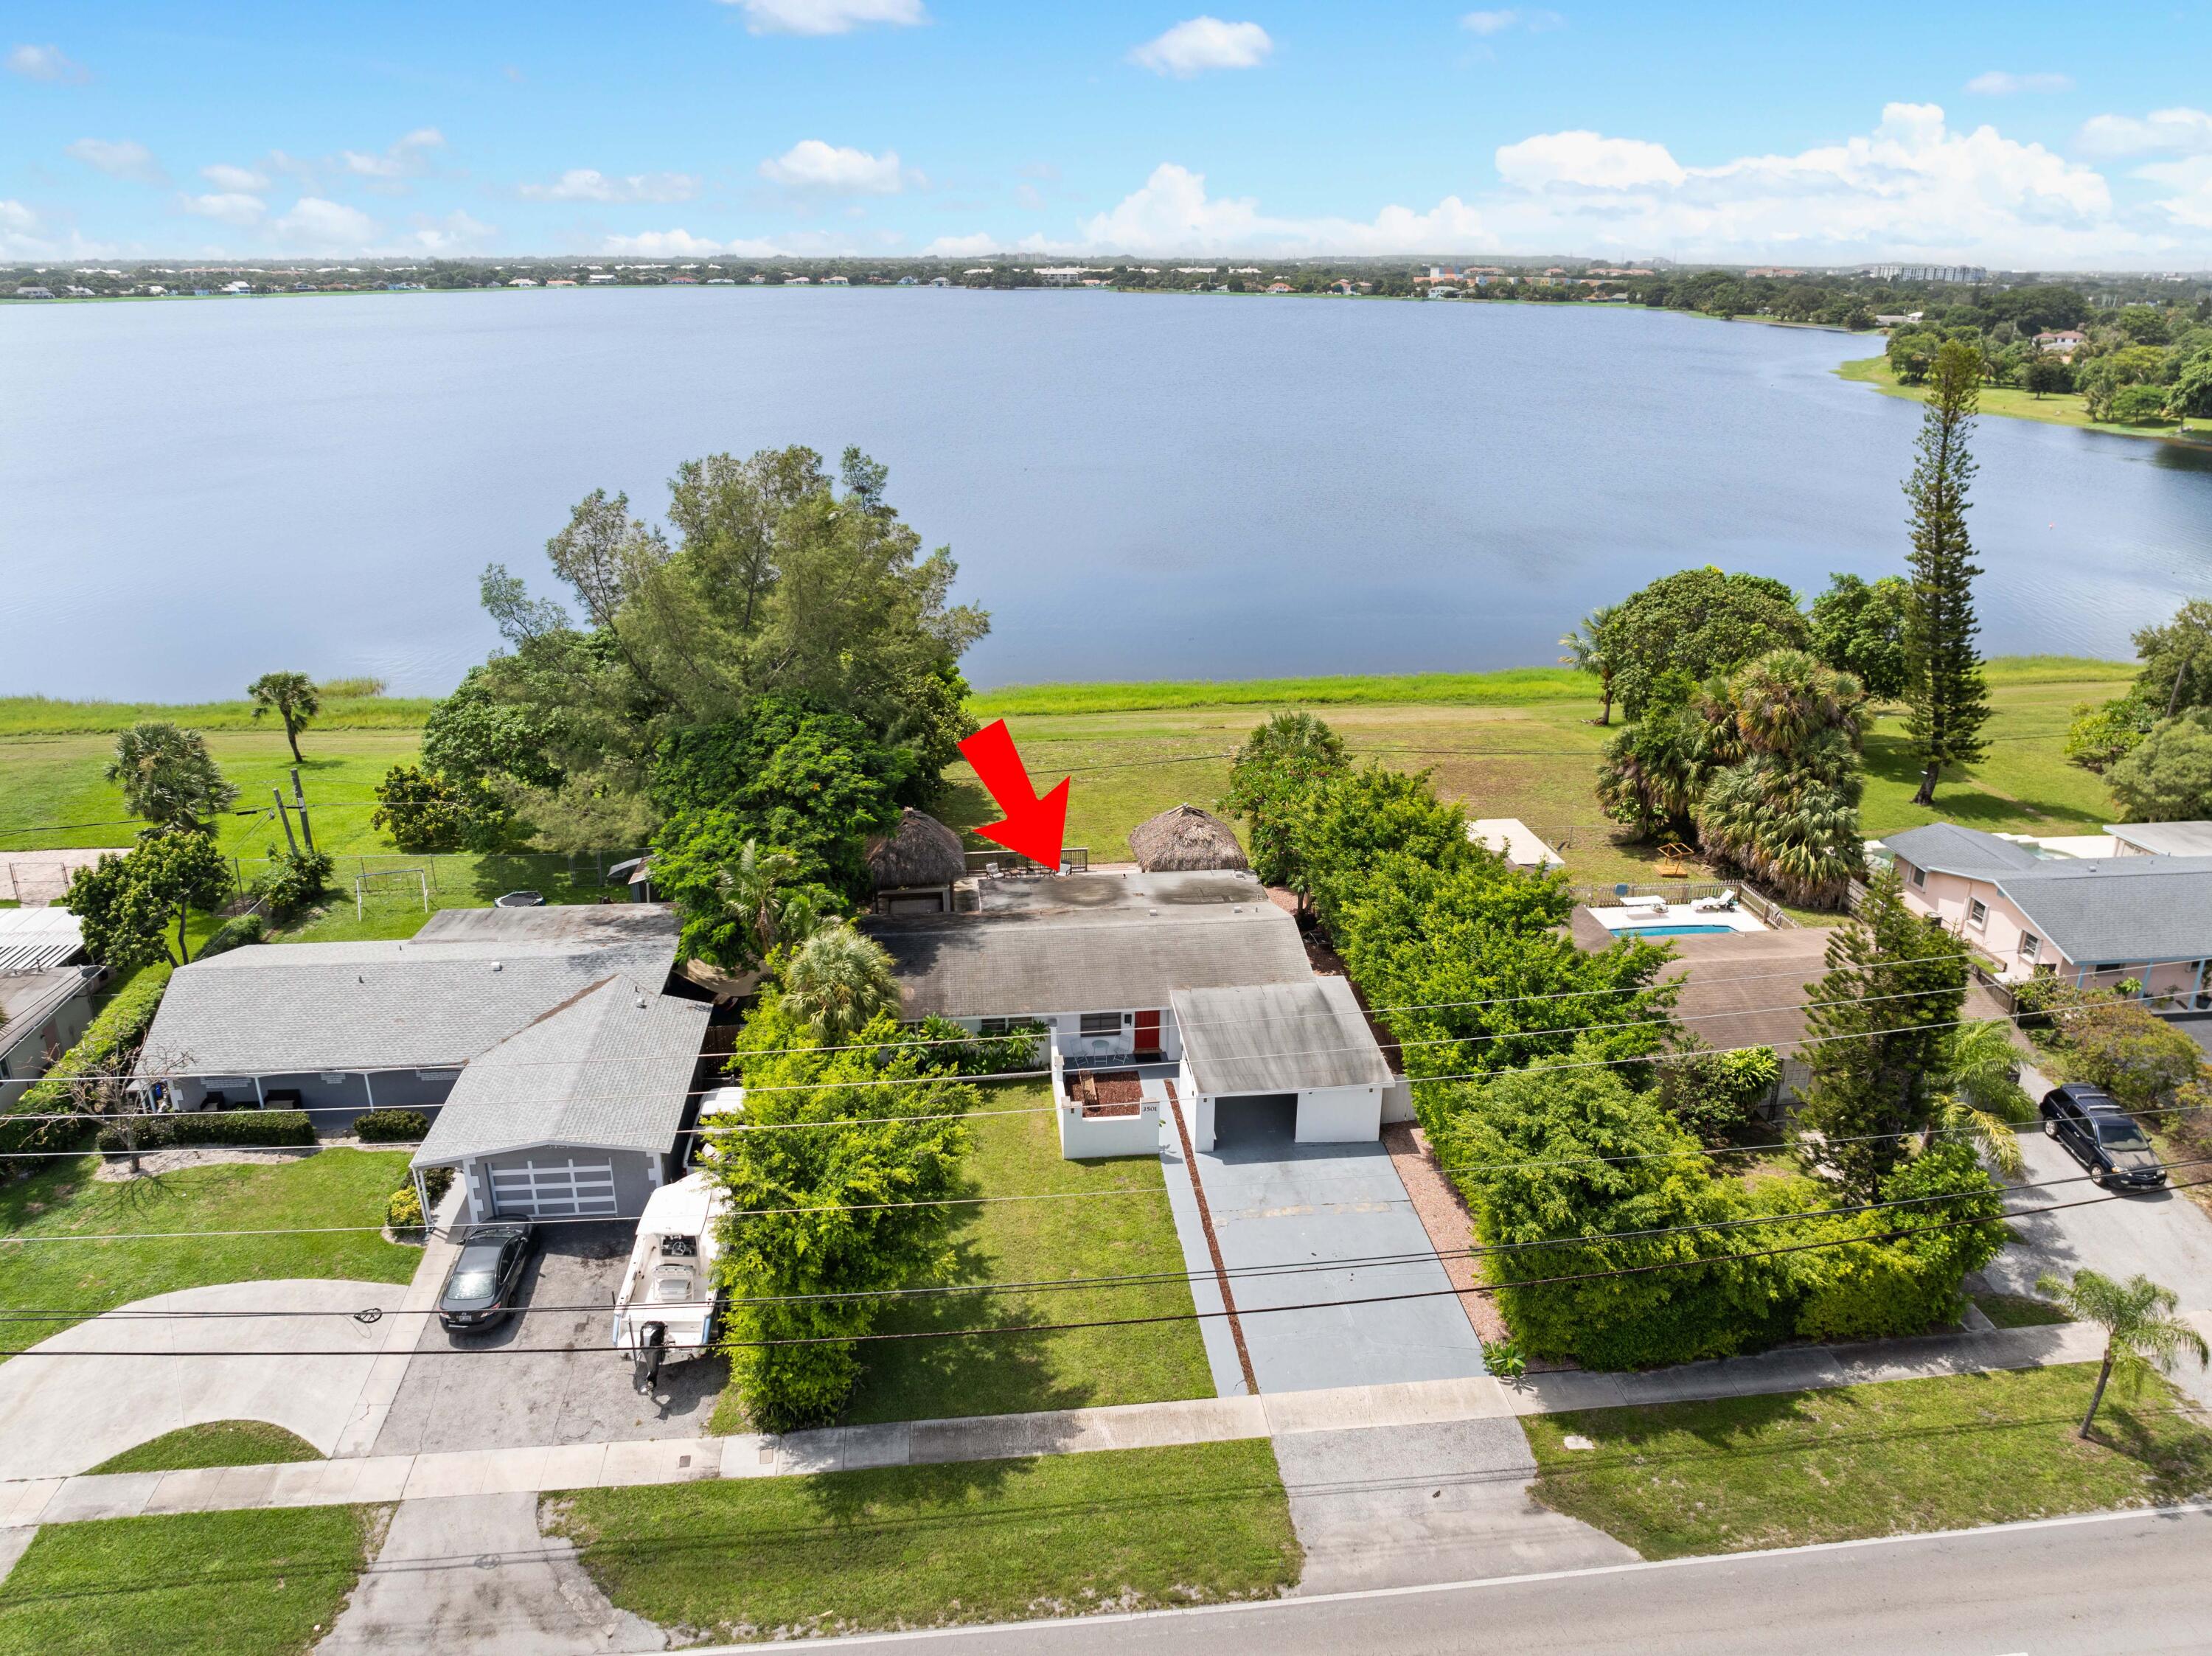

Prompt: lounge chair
xmin=1691 ymin=890 xmax=1739 ymax=914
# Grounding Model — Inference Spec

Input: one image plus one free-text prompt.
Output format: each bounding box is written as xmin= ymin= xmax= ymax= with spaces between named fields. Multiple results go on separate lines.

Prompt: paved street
xmin=692 ymin=1503 xmax=2212 ymax=1655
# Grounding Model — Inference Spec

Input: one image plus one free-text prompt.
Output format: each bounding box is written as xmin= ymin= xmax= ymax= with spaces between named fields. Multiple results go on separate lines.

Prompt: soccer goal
xmin=355 ymin=866 xmax=432 ymax=920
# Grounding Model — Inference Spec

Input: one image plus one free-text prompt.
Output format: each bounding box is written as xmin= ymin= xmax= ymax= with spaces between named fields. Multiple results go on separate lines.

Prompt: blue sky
xmin=6 ymin=1 xmax=2211 ymax=267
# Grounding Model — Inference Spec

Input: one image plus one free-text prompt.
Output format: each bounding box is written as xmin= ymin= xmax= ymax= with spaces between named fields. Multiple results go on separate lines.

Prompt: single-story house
xmin=134 ymin=903 xmax=692 ymax=1127
xmin=0 ymin=966 xmax=100 ymax=1108
xmin=0 ymin=905 xmax=90 ymax=973
xmin=1885 ymin=821 xmax=2212 ymax=1002
xmin=2108 ymin=821 xmax=2212 ymax=858
xmin=409 ymin=973 xmax=711 ymax=1224
xmin=1172 ymin=976 xmax=1396 ymax=1152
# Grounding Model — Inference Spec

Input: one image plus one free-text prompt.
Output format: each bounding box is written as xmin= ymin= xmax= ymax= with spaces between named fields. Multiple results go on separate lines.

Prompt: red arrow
xmin=959 ymin=719 xmax=1070 ymax=869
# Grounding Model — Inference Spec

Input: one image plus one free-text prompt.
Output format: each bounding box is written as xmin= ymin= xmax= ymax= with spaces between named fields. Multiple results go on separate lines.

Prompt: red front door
xmin=1133 ymin=1009 xmax=1161 ymax=1055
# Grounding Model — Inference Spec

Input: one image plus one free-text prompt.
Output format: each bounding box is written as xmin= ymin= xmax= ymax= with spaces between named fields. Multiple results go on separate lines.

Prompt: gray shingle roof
xmin=1171 ymin=976 xmax=1393 ymax=1096
xmin=1993 ymin=856 xmax=2212 ymax=967
xmin=411 ymin=977 xmax=709 ymax=1166
xmin=866 ymin=904 xmax=1311 ymax=1020
xmin=1881 ymin=822 xmax=2042 ymax=878
xmin=139 ymin=913 xmax=680 ymax=1076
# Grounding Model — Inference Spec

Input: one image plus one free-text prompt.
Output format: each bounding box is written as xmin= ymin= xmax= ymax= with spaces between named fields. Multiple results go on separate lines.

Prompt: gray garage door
xmin=488 ymin=1158 xmax=618 ymax=1219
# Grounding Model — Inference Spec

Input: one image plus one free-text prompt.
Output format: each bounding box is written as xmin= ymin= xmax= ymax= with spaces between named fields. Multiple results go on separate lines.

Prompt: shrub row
xmin=0 ymin=965 xmax=170 ymax=1166
xmin=354 ymin=1109 xmax=431 ymax=1144
xmin=98 ymin=1110 xmax=316 ymax=1153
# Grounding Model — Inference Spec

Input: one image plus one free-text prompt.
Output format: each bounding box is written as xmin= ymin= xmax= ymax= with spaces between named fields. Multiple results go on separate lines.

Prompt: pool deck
xmin=1586 ymin=900 xmax=1767 ymax=936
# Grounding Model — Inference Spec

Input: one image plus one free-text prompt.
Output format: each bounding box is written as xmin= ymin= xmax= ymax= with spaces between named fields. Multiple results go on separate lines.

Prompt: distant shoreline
xmin=1835 ymin=352 xmax=2211 ymax=448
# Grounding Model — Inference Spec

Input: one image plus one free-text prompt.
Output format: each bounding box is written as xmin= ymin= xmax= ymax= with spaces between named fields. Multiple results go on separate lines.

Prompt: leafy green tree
xmin=1219 ymin=711 xmax=1348 ymax=894
xmin=1795 ymin=867 xmax=1967 ymax=1199
xmin=371 ymin=765 xmax=474 ymax=852
xmin=2023 ymin=355 xmax=2073 ymax=398
xmin=2045 ymin=989 xmax=2202 ymax=1107
xmin=105 ymin=722 xmax=238 ymax=831
xmin=712 ymin=1000 xmax=972 ymax=1430
xmin=2131 ymin=599 xmax=2212 ymax=719
xmin=2063 ymin=692 xmax=2157 ymax=773
xmin=2079 ymin=357 xmax=2121 ymax=422
xmin=1901 ymin=341 xmax=1992 ymax=806
xmin=246 ymin=671 xmax=320 ymax=763
xmin=1595 ymin=675 xmax=1712 ymax=838
xmin=1605 ymin=568 xmax=1809 ymax=720
xmin=1292 ymin=764 xmax=1475 ymax=933
xmin=63 ymin=829 xmax=232 ymax=967
xmin=2169 ymin=349 xmax=2212 ymax=420
xmin=2034 ymin=1270 xmax=2208 ymax=1439
xmin=1807 ymin=574 xmax=1910 ymax=700
xmin=651 ymin=837 xmax=830 ymax=973
xmin=778 ymin=923 xmax=899 ymax=1043
xmin=256 ymin=847 xmax=335 ymax=916
xmin=2107 ymin=709 xmax=2212 ymax=821
xmin=1653 ymin=1040 xmax=1780 ymax=1146
xmin=1557 ymin=604 xmax=1622 ymax=724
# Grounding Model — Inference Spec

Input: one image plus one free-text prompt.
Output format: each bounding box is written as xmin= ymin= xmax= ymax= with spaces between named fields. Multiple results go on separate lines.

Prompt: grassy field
xmin=1836 ymin=355 xmax=2211 ymax=443
xmin=545 ymin=1439 xmax=1298 ymax=1641
xmin=710 ymin=1085 xmax=1212 ymax=1433
xmin=1525 ymin=1364 xmax=2212 ymax=1559
xmin=90 ymin=1421 xmax=324 ymax=1475
xmin=1 ymin=655 xmax=2138 ymax=906
xmin=0 ymin=1149 xmax=419 ymax=1356
xmin=0 ymin=1505 xmax=385 ymax=1656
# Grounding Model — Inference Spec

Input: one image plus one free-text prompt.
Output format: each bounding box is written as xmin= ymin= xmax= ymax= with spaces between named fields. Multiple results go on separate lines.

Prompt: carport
xmin=1171 ymin=978 xmax=1400 ymax=1152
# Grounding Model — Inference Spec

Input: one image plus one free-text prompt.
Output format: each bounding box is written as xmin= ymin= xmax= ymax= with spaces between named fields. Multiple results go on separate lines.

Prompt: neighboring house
xmin=0 ymin=967 xmax=100 ymax=1108
xmin=1885 ymin=821 xmax=2212 ymax=1002
xmin=135 ymin=904 xmax=697 ymax=1130
xmin=2035 ymin=330 xmax=2087 ymax=354
xmin=2108 ymin=821 xmax=2212 ymax=857
xmin=0 ymin=905 xmax=88 ymax=974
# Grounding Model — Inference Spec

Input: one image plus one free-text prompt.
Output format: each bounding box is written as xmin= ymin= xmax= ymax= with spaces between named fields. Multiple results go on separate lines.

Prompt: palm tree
xmin=2034 ymin=1269 xmax=2208 ymax=1439
xmin=1559 ymin=605 xmax=1621 ymax=725
xmin=712 ymin=840 xmax=819 ymax=968
xmin=779 ymin=922 xmax=898 ymax=1045
xmin=105 ymin=721 xmax=239 ymax=831
xmin=1930 ymin=1018 xmax=2036 ymax=1176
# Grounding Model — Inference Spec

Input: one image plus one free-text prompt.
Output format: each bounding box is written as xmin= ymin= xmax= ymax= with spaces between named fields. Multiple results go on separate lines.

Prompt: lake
xmin=5 ymin=288 xmax=2211 ymax=700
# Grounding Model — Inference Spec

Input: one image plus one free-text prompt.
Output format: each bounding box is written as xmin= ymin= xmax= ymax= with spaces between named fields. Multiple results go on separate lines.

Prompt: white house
xmin=1172 ymin=976 xmax=1395 ymax=1152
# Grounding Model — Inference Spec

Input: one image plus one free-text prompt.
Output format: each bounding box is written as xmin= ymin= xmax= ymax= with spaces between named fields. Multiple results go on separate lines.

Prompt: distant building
xmin=586 ymin=273 xmax=618 ymax=284
xmin=1864 ymin=264 xmax=1988 ymax=284
xmin=12 ymin=286 xmax=55 ymax=299
xmin=507 ymin=278 xmax=539 ymax=288
xmin=819 ymin=274 xmax=849 ymax=286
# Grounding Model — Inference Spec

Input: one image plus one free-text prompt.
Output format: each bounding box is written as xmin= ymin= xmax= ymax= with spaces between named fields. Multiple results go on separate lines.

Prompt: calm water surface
xmin=5 ymin=289 xmax=2211 ymax=700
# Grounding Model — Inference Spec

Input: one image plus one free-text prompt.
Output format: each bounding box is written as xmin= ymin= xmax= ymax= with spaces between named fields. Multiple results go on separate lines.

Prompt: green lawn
xmin=0 ymin=1504 xmax=386 ymax=1656
xmin=1836 ymin=354 xmax=2211 ymax=443
xmin=0 ymin=1149 xmax=419 ymax=1356
xmin=1526 ymin=1364 xmax=2212 ymax=1559
xmin=711 ymin=1085 xmax=1211 ymax=1433
xmin=544 ymin=1439 xmax=1298 ymax=1641
xmin=90 ymin=1421 xmax=324 ymax=1475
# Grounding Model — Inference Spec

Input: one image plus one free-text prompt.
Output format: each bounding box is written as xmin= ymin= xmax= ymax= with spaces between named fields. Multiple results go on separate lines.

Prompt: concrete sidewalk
xmin=1 ymin=1311 xmax=2166 ymax=1533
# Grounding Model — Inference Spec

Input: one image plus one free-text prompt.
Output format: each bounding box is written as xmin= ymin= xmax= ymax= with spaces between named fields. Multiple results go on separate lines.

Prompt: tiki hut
xmin=1128 ymin=804 xmax=1251 ymax=874
xmin=866 ymin=808 xmax=968 ymax=915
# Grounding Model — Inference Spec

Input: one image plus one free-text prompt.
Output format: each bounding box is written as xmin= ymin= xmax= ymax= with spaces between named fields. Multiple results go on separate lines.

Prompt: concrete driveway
xmin=0 ymin=1279 xmax=397 ymax=1481
xmin=1165 ymin=1097 xmax=1489 ymax=1396
xmin=371 ymin=1222 xmax=726 ymax=1456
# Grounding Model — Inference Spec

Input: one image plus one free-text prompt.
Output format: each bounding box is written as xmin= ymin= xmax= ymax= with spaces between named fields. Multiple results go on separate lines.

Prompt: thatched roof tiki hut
xmin=1128 ymin=804 xmax=1251 ymax=874
xmin=866 ymin=809 xmax=968 ymax=915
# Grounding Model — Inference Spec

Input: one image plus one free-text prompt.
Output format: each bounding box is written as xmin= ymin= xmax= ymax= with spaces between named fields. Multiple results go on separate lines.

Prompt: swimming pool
xmin=1613 ymin=922 xmax=1739 ymax=936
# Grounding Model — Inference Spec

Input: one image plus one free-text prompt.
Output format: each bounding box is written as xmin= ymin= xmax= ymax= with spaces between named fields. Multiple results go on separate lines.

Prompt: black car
xmin=2039 ymin=1083 xmax=2168 ymax=1190
xmin=437 ymin=1222 xmax=537 ymax=1329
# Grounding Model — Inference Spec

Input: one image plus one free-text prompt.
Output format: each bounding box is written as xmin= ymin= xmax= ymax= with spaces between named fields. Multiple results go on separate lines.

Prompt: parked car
xmin=2039 ymin=1083 xmax=2168 ymax=1190
xmin=437 ymin=1222 xmax=537 ymax=1329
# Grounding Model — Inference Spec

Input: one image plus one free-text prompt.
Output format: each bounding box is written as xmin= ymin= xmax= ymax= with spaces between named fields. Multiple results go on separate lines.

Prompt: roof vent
xmin=491 ymin=961 xmax=503 ymax=973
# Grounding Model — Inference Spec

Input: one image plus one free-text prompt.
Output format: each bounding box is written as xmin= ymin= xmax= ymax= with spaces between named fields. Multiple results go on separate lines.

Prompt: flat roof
xmin=1468 ymin=818 xmax=1564 ymax=869
xmin=1171 ymin=977 xmax=1394 ymax=1096
xmin=2105 ymin=821 xmax=2212 ymax=858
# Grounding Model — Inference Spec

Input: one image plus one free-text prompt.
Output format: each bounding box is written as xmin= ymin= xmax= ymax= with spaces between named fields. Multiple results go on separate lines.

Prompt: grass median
xmin=90 ymin=1421 xmax=324 ymax=1475
xmin=1526 ymin=1363 xmax=2212 ymax=1559
xmin=544 ymin=1438 xmax=1298 ymax=1641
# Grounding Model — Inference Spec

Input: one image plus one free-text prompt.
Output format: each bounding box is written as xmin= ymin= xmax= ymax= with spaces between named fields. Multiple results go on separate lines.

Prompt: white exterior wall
xmin=1293 ymin=1084 xmax=1385 ymax=1144
xmin=939 ymin=1008 xmax=1184 ymax=1065
xmin=1380 ymin=1079 xmax=1416 ymax=1126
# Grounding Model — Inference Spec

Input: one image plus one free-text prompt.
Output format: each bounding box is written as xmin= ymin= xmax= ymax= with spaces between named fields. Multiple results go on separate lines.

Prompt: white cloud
xmin=66 ymin=138 xmax=167 ymax=185
xmin=8 ymin=43 xmax=88 ymax=83
xmin=1130 ymin=18 xmax=1273 ymax=77
xmin=1495 ymin=130 xmax=1685 ymax=189
xmin=520 ymin=168 xmax=700 ymax=203
xmin=2077 ymin=106 xmax=2212 ymax=157
xmin=1063 ymin=162 xmax=1486 ymax=255
xmin=403 ymin=211 xmax=498 ymax=254
xmin=1460 ymin=10 xmax=1564 ymax=35
xmin=720 ymin=0 xmax=926 ymax=35
xmin=341 ymin=128 xmax=445 ymax=181
xmin=0 ymin=200 xmax=36 ymax=232
xmin=273 ymin=197 xmax=378 ymax=250
xmin=2135 ymin=155 xmax=2212 ymax=229
xmin=923 ymin=231 xmax=1004 ymax=257
xmin=201 ymin=162 xmax=271 ymax=192
xmin=759 ymin=139 xmax=906 ymax=193
xmin=1965 ymin=70 xmax=2073 ymax=95
xmin=178 ymin=191 xmax=267 ymax=227
xmin=599 ymin=228 xmax=730 ymax=257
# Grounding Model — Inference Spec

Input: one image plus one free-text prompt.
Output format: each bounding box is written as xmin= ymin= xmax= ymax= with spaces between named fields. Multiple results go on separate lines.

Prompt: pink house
xmin=1882 ymin=822 xmax=2212 ymax=1006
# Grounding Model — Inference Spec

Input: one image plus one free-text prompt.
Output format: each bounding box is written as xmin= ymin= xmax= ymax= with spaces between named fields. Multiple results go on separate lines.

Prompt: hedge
xmin=197 ymin=911 xmax=268 ymax=959
xmin=354 ymin=1109 xmax=431 ymax=1144
xmin=97 ymin=1110 xmax=316 ymax=1153
xmin=0 ymin=965 xmax=171 ymax=1165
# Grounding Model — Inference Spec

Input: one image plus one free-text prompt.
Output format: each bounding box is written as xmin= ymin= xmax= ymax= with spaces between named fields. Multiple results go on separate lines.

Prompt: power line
xmin=3 ymin=1176 xmax=2184 ymax=1357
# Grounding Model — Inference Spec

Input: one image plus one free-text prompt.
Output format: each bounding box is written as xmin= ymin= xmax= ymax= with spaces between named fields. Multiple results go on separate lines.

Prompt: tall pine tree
xmin=1794 ymin=866 xmax=1966 ymax=1199
xmin=1902 ymin=340 xmax=1992 ymax=806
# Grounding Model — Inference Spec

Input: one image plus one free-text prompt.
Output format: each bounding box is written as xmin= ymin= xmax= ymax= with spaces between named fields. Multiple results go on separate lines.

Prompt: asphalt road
xmin=690 ymin=1504 xmax=2212 ymax=1656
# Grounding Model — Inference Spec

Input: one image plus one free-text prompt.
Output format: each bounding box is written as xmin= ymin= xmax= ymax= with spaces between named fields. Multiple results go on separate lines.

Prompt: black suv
xmin=2039 ymin=1084 xmax=2168 ymax=1190
xmin=437 ymin=1222 xmax=537 ymax=1329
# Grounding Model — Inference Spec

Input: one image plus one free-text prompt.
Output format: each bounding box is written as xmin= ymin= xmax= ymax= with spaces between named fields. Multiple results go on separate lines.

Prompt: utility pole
xmin=271 ymin=788 xmax=300 ymax=856
xmin=291 ymin=768 xmax=316 ymax=854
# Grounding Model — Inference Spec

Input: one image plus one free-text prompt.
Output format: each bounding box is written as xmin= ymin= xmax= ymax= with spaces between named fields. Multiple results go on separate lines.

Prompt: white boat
xmin=611 ymin=1171 xmax=726 ymax=1391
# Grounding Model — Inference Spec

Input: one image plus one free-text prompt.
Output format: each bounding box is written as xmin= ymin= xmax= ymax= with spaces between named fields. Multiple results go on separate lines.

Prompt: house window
xmin=2093 ymin=964 xmax=2124 ymax=976
xmin=2020 ymin=933 xmax=2040 ymax=961
xmin=976 ymin=1018 xmax=1010 ymax=1037
xmin=1079 ymin=1012 xmax=1124 ymax=1038
xmin=1968 ymin=899 xmax=1987 ymax=929
xmin=1907 ymin=863 xmax=1925 ymax=888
